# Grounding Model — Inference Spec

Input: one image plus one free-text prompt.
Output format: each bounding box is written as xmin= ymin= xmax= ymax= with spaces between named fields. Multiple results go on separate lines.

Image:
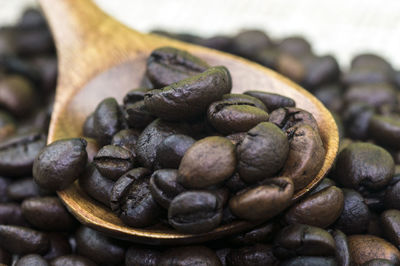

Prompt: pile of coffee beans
xmin=0 ymin=8 xmax=400 ymax=266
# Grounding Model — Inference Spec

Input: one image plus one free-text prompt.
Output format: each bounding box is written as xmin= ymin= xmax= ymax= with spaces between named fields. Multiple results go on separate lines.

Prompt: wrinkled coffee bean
xmin=111 ymin=129 xmax=139 ymax=154
xmin=79 ymin=165 xmax=114 ymax=207
xmin=244 ymin=90 xmax=295 ymax=111
xmin=93 ymin=145 xmax=135 ymax=180
xmin=269 ymin=107 xmax=319 ymax=133
xmin=149 ymin=169 xmax=185 ymax=209
xmin=158 ymin=246 xmax=221 ymax=266
xmin=0 ymin=225 xmax=49 ymax=255
xmin=156 ymin=134 xmax=195 ymax=169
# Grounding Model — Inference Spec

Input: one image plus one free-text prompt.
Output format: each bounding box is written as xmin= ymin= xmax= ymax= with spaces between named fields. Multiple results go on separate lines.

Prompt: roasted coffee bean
xmin=226 ymin=244 xmax=278 ymax=266
xmin=0 ymin=203 xmax=27 ymax=226
xmin=92 ymin=98 xmax=123 ymax=146
xmin=168 ymin=191 xmax=223 ymax=233
xmin=281 ymin=256 xmax=337 ymax=266
xmin=30 ymin=55 xmax=57 ymax=93
xmin=207 ymin=100 xmax=269 ymax=134
xmin=82 ymin=113 xmax=96 ymax=139
xmin=334 ymin=189 xmax=370 ymax=234
xmin=123 ymin=88 xmax=149 ymax=105
xmin=228 ymin=222 xmax=277 ymax=246
xmin=178 ymin=136 xmax=236 ymax=188
xmin=308 ymin=177 xmax=335 ymax=196
xmin=255 ymin=47 xmax=280 ymax=69
xmin=75 ymin=226 xmax=125 ymax=266
xmin=43 ymin=233 xmax=72 ymax=261
xmin=274 ymin=224 xmax=336 ymax=258
xmin=278 ymin=36 xmax=312 ymax=56
xmin=224 ymin=173 xmax=247 ymax=194
xmin=0 ymin=247 xmax=11 ymax=266
xmin=156 ymin=134 xmax=195 ymax=169
xmin=351 ymin=54 xmax=393 ymax=72
xmin=200 ymin=35 xmax=233 ymax=51
xmin=342 ymin=67 xmax=393 ymax=86
xmin=381 ymin=209 xmax=400 ymax=249
xmin=342 ymin=102 xmax=375 ymax=140
xmin=333 ymin=143 xmax=394 ymax=190
xmin=313 ymin=84 xmax=344 ymax=113
xmin=230 ymin=30 xmax=272 ymax=59
xmin=221 ymin=93 xmax=267 ymax=111
xmin=0 ymin=225 xmax=49 ymax=255
xmin=244 ymin=91 xmax=295 ymax=111
xmin=50 ymin=255 xmax=97 ymax=266
xmin=363 ymin=188 xmax=386 ymax=213
xmin=123 ymin=100 xmax=156 ymax=129
xmin=18 ymin=8 xmax=46 ymax=29
xmin=146 ymin=46 xmax=209 ymax=88
xmin=7 ymin=177 xmax=41 ymax=201
xmin=111 ymin=129 xmax=139 ymax=155
xmin=79 ymin=165 xmax=114 ymax=207
xmin=303 ymin=55 xmax=340 ymax=89
xmin=14 ymin=27 xmax=54 ymax=56
xmin=149 ymin=169 xmax=185 ymax=209
xmin=226 ymin=132 xmax=247 ymax=146
xmin=0 ymin=131 xmax=46 ymax=177
xmin=348 ymin=235 xmax=400 ymax=266
xmin=269 ymin=107 xmax=319 ymax=133
xmin=229 ymin=177 xmax=294 ymax=221
xmin=0 ymin=110 xmax=16 ymax=141
xmin=93 ymin=145 xmax=134 ymax=180
xmin=158 ymin=246 xmax=221 ymax=266
xmin=384 ymin=177 xmax=400 ymax=210
xmin=369 ymin=115 xmax=400 ymax=149
xmin=281 ymin=124 xmax=325 ymax=190
xmin=237 ymin=122 xmax=289 ymax=183
xmin=110 ymin=168 xmax=161 ymax=227
xmin=21 ymin=197 xmax=76 ymax=231
xmin=344 ymin=83 xmax=397 ymax=110
xmin=285 ymin=186 xmax=344 ymax=228
xmin=144 ymin=66 xmax=231 ymax=121
xmin=331 ymin=229 xmax=351 ymax=266
xmin=33 ymin=138 xmax=88 ymax=191
xmin=0 ymin=177 xmax=9 ymax=203
xmin=125 ymin=246 xmax=161 ymax=266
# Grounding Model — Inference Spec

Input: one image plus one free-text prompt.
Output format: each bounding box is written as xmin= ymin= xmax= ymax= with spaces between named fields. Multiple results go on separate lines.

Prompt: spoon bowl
xmin=40 ymin=0 xmax=338 ymax=244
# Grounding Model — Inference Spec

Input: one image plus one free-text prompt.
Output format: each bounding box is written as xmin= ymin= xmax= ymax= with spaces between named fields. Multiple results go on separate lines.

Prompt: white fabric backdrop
xmin=2 ymin=0 xmax=400 ymax=69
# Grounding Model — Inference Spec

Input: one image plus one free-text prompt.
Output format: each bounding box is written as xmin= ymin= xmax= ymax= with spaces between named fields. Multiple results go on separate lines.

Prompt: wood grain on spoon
xmin=39 ymin=0 xmax=338 ymax=244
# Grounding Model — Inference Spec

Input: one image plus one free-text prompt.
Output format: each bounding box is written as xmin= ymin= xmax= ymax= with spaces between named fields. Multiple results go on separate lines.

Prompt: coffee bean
xmin=7 ymin=177 xmax=42 ymax=201
xmin=43 ymin=233 xmax=72 ymax=261
xmin=348 ymin=235 xmax=400 ymax=266
xmin=146 ymin=46 xmax=209 ymax=88
xmin=156 ymin=134 xmax=195 ymax=169
xmin=226 ymin=244 xmax=278 ymax=266
xmin=237 ymin=122 xmax=289 ymax=183
xmin=269 ymin=107 xmax=319 ymax=133
xmin=278 ymin=36 xmax=312 ymax=56
xmin=0 ymin=225 xmax=49 ymax=255
xmin=93 ymin=145 xmax=134 ymax=180
xmin=313 ymin=84 xmax=344 ymax=113
xmin=0 ymin=177 xmax=9 ymax=203
xmin=0 ymin=203 xmax=27 ymax=226
xmin=231 ymin=30 xmax=272 ymax=59
xmin=216 ymin=248 xmax=230 ymax=266
xmin=79 ymin=165 xmax=114 ymax=207
xmin=244 ymin=91 xmax=295 ymax=111
xmin=342 ymin=67 xmax=393 ymax=86
xmin=308 ymin=177 xmax=335 ymax=196
xmin=221 ymin=93 xmax=268 ymax=111
xmin=21 ymin=197 xmax=76 ymax=231
xmin=369 ymin=115 xmax=400 ymax=149
xmin=82 ymin=113 xmax=96 ymax=139
xmin=303 ymin=55 xmax=340 ymax=89
xmin=229 ymin=177 xmax=294 ymax=221
xmin=331 ymin=229 xmax=351 ymax=266
xmin=384 ymin=177 xmax=400 ymax=210
xmin=228 ymin=221 xmax=277 ymax=246
xmin=381 ymin=209 xmax=400 ymax=249
xmin=123 ymin=100 xmax=156 ymax=129
xmin=122 ymin=88 xmax=149 ymax=105
xmin=281 ymin=256 xmax=337 ymax=266
xmin=75 ymin=226 xmax=125 ymax=266
xmin=351 ymin=54 xmax=393 ymax=72
xmin=33 ymin=138 xmax=88 ymax=191
xmin=178 ymin=136 xmax=236 ymax=188
xmin=125 ymin=246 xmax=161 ymax=266
xmin=149 ymin=169 xmax=185 ymax=209
xmin=110 ymin=168 xmax=161 ymax=227
xmin=15 ymin=254 xmax=49 ymax=266
xmin=158 ymin=246 xmax=221 ymax=266
xmin=342 ymin=102 xmax=375 ymax=140
xmin=111 ymin=129 xmax=139 ymax=155
xmin=14 ymin=27 xmax=54 ymax=56
xmin=285 ymin=186 xmax=344 ymax=228
xmin=226 ymin=132 xmax=247 ymax=146
xmin=344 ymin=83 xmax=397 ymax=110
xmin=144 ymin=66 xmax=231 ymax=121
xmin=50 ymin=255 xmax=97 ymax=266
xmin=224 ymin=173 xmax=247 ymax=193
xmin=168 ymin=191 xmax=223 ymax=233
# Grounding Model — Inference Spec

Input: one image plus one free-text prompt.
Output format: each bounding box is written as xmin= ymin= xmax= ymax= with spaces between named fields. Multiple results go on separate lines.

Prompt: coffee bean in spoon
xmin=244 ymin=90 xmax=296 ymax=111
xmin=149 ymin=169 xmax=185 ymax=209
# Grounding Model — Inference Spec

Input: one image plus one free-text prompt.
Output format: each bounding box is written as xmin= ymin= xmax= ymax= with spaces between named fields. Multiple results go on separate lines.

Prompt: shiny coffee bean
xmin=7 ymin=177 xmax=41 ymax=201
xmin=333 ymin=143 xmax=394 ymax=190
xmin=144 ymin=66 xmax=231 ymax=121
xmin=0 ymin=225 xmax=49 ymax=255
xmin=348 ymin=235 xmax=400 ymax=266
xmin=93 ymin=145 xmax=134 ymax=180
xmin=82 ymin=113 xmax=96 ymax=139
xmin=21 ymin=197 xmax=76 ymax=231
xmin=221 ymin=93 xmax=267 ymax=111
xmin=33 ymin=138 xmax=88 ymax=191
xmin=125 ymin=246 xmax=161 ymax=266
xmin=308 ymin=177 xmax=335 ymax=196
xmin=281 ymin=256 xmax=337 ymax=266
xmin=0 ymin=131 xmax=46 ymax=177
xmin=149 ymin=169 xmax=185 ymax=209
xmin=43 ymin=233 xmax=72 ymax=261
xmin=0 ymin=203 xmax=27 ymax=226
xmin=230 ymin=30 xmax=272 ymax=59
xmin=369 ymin=115 xmax=400 ymax=149
xmin=79 ymin=165 xmax=114 ymax=207
xmin=229 ymin=177 xmax=294 ymax=221
xmin=111 ymin=129 xmax=139 ymax=155
xmin=110 ymin=168 xmax=160 ymax=227
xmin=16 ymin=254 xmax=49 ymax=266
xmin=158 ymin=246 xmax=221 ymax=266
xmin=237 ymin=122 xmax=289 ymax=183
xmin=122 ymin=87 xmax=149 ymax=105
xmin=285 ymin=186 xmax=344 ymax=228
xmin=226 ymin=244 xmax=278 ymax=266
xmin=228 ymin=221 xmax=277 ymax=246
xmin=381 ymin=209 xmax=400 ymax=249
xmin=244 ymin=90 xmax=295 ymax=111
xmin=0 ymin=75 xmax=35 ymax=117
xmin=146 ymin=46 xmax=209 ymax=88
xmin=75 ymin=226 xmax=125 ymax=266
xmin=168 ymin=191 xmax=223 ymax=233
xmin=123 ymin=100 xmax=156 ymax=129
xmin=331 ymin=229 xmax=351 ymax=266
xmin=156 ymin=134 xmax=195 ymax=169
xmin=50 ymin=255 xmax=97 ymax=266
xmin=269 ymin=107 xmax=319 ymax=133
xmin=178 ymin=136 xmax=236 ymax=188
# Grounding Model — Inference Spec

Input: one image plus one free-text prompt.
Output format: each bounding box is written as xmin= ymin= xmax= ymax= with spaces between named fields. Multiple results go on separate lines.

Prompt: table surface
xmin=2 ymin=0 xmax=400 ymax=69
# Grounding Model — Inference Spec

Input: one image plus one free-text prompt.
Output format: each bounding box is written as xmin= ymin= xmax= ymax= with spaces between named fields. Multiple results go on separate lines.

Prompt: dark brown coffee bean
xmin=0 ymin=75 xmax=35 ymax=117
xmin=123 ymin=88 xmax=149 ymax=105
xmin=237 ymin=122 xmax=289 ymax=183
xmin=381 ymin=209 xmax=400 ymax=249
xmin=0 ymin=177 xmax=9 ymax=203
xmin=344 ymin=83 xmax=397 ymax=109
xmin=228 ymin=221 xmax=277 ymax=246
xmin=43 ymin=233 xmax=72 ymax=261
xmin=168 ymin=191 xmax=223 ymax=233
xmin=18 ymin=8 xmax=46 ymax=29
xmin=207 ymin=100 xmax=269 ymax=134
xmin=224 ymin=173 xmax=247 ymax=194
xmin=21 ymin=197 xmax=76 ymax=231
xmin=149 ymin=169 xmax=185 ymax=209
xmin=278 ymin=36 xmax=312 ymax=56
xmin=200 ymin=35 xmax=233 ymax=51
xmin=0 ymin=131 xmax=46 ymax=177
xmin=29 ymin=55 xmax=57 ymax=93
xmin=178 ymin=136 xmax=236 ymax=188
xmin=285 ymin=186 xmax=344 ymax=228
xmin=79 ymin=165 xmax=114 ymax=207
xmin=274 ymin=224 xmax=335 ymax=258
xmin=93 ymin=145 xmax=134 ymax=180
xmin=146 ymin=46 xmax=209 ymax=88
xmin=123 ymin=100 xmax=156 ymax=129
xmin=111 ymin=129 xmax=139 ymax=155
xmin=0 ymin=247 xmax=11 ymax=266
xmin=226 ymin=132 xmax=247 ymax=146
xmin=14 ymin=27 xmax=54 ymax=56
xmin=351 ymin=54 xmax=393 ymax=72
xmin=7 ymin=177 xmax=41 ymax=201
xmin=342 ymin=67 xmax=393 ymax=86
xmin=342 ymin=102 xmax=375 ymax=140
xmin=229 ymin=177 xmax=294 ymax=221
xmin=144 ymin=66 xmax=231 ymax=121
xmin=221 ymin=93 xmax=267 ymax=111
xmin=313 ymin=84 xmax=344 ymax=113
xmin=92 ymin=98 xmax=123 ymax=146
xmin=384 ymin=177 xmax=400 ymax=210
xmin=244 ymin=91 xmax=295 ymax=111
xmin=159 ymin=246 xmax=221 ymax=266
xmin=125 ymin=246 xmax=160 ymax=266
xmin=110 ymin=168 xmax=161 ymax=227
xmin=281 ymin=256 xmax=336 ymax=266
xmin=348 ymin=235 xmax=400 ymax=266
xmin=303 ymin=55 xmax=340 ymax=89
xmin=269 ymin=107 xmax=319 ymax=133
xmin=0 ymin=225 xmax=49 ymax=255
xmin=226 ymin=244 xmax=278 ymax=266
xmin=369 ymin=115 xmax=400 ymax=149
xmin=333 ymin=143 xmax=394 ymax=190
xmin=82 ymin=113 xmax=96 ymax=139
xmin=308 ymin=177 xmax=335 ymax=196
xmin=231 ymin=30 xmax=272 ymax=59
xmin=33 ymin=138 xmax=88 ymax=191
xmin=156 ymin=134 xmax=195 ymax=169
xmin=16 ymin=254 xmax=49 ymax=266
xmin=0 ymin=203 xmax=27 ymax=226
xmin=331 ymin=229 xmax=351 ymax=266
xmin=75 ymin=226 xmax=125 ymax=266
xmin=281 ymin=124 xmax=325 ymax=190
xmin=50 ymin=255 xmax=97 ymax=266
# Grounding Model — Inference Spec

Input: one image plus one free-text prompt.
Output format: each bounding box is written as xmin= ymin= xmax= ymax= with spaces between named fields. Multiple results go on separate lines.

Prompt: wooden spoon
xmin=39 ymin=0 xmax=338 ymax=245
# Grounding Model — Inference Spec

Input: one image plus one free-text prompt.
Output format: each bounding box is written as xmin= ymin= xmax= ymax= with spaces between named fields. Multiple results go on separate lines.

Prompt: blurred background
xmin=2 ymin=0 xmax=400 ymax=69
